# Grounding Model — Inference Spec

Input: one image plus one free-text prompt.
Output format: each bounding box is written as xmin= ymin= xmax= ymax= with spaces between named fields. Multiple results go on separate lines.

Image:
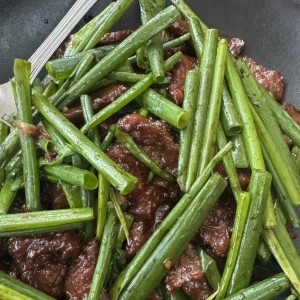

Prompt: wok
xmin=0 ymin=0 xmax=299 ymax=297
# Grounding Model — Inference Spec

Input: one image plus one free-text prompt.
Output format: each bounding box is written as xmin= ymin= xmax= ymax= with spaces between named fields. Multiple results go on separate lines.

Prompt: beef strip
xmin=98 ymin=30 xmax=133 ymax=45
xmin=107 ymin=114 xmax=180 ymax=257
xmin=165 ymin=244 xmax=213 ymax=300
xmin=197 ymin=198 xmax=236 ymax=257
xmin=243 ymin=56 xmax=285 ymax=101
xmin=168 ymin=55 xmax=198 ymax=105
xmin=228 ymin=37 xmax=245 ymax=58
xmin=7 ymin=232 xmax=82 ymax=299
xmin=167 ymin=18 xmax=190 ymax=37
xmin=65 ymin=238 xmax=99 ymax=300
xmin=62 ymin=84 xmax=128 ymax=125
xmin=283 ymin=102 xmax=300 ymax=126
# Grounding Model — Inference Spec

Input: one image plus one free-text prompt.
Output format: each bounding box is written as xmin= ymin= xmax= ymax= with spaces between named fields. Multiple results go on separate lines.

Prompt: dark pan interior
xmin=0 ymin=0 xmax=299 ymax=294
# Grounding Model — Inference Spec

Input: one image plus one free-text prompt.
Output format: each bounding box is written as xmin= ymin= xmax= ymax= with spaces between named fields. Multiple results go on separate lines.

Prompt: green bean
xmin=263 ymin=90 xmax=300 ymax=148
xmin=291 ymin=146 xmax=300 ymax=173
xmin=262 ymin=228 xmax=300 ymax=295
xmin=63 ymin=3 xmax=119 ymax=55
xmin=110 ymin=188 xmax=130 ymax=243
xmin=250 ymin=104 xmax=300 ymax=205
xmin=110 ymin=143 xmax=232 ymax=299
xmin=198 ymin=38 xmax=228 ymax=174
xmin=0 ymin=122 xmax=9 ymax=186
xmin=12 ymin=59 xmax=41 ymax=211
xmin=197 ymin=247 xmax=221 ymax=291
xmin=273 ymin=208 xmax=300 ymax=279
xmin=187 ymin=17 xmax=204 ymax=60
xmin=0 ymin=208 xmax=93 ymax=232
xmin=139 ymin=0 xmax=166 ymax=82
xmin=0 ymin=282 xmax=34 ymax=300
xmin=41 ymin=163 xmax=98 ymax=190
xmin=137 ymin=88 xmax=189 ymax=130
xmin=177 ymin=69 xmax=200 ymax=191
xmin=61 ymin=5 xmax=180 ymax=106
xmin=227 ymin=170 xmax=272 ymax=295
xmin=261 ymin=143 xmax=299 ymax=227
xmin=0 ymin=271 xmax=54 ymax=300
xmin=118 ymin=173 xmax=227 ymax=300
xmin=128 ymin=33 xmax=191 ymax=65
xmin=96 ymin=175 xmax=109 ymax=241
xmin=216 ymin=122 xmax=241 ymax=202
xmin=115 ymin=214 xmax=134 ymax=250
xmin=0 ymin=128 xmax=20 ymax=170
xmin=185 ymin=29 xmax=218 ymax=191
xmin=46 ymin=45 xmax=115 ymax=81
xmin=72 ymin=52 xmax=96 ymax=83
xmin=111 ymin=124 xmax=174 ymax=181
xmin=101 ymin=129 xmax=115 ymax=152
xmin=224 ymin=273 xmax=290 ymax=300
xmin=221 ymin=84 xmax=242 ymax=136
xmin=42 ymin=80 xmax=57 ymax=98
xmin=59 ymin=183 xmax=82 ymax=208
xmin=236 ymin=58 xmax=300 ymax=201
xmin=217 ymin=192 xmax=251 ymax=299
xmin=228 ymin=133 xmax=249 ymax=169
xmin=33 ymin=93 xmax=137 ymax=195
xmin=88 ymin=209 xmax=118 ymax=300
xmin=225 ymin=55 xmax=264 ymax=170
xmin=257 ymin=239 xmax=272 ymax=264
xmin=0 ymin=174 xmax=22 ymax=214
xmin=80 ymin=52 xmax=182 ymax=132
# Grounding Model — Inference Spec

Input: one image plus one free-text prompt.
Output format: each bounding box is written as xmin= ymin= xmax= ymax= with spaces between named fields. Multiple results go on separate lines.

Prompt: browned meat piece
xmin=62 ymin=84 xmax=128 ymax=125
xmin=165 ymin=244 xmax=213 ymax=300
xmin=49 ymin=182 xmax=69 ymax=210
xmin=243 ymin=56 xmax=285 ymax=101
xmin=228 ymin=37 xmax=245 ymax=57
xmin=164 ymin=42 xmax=196 ymax=58
xmin=197 ymin=198 xmax=236 ymax=256
xmin=53 ymin=35 xmax=72 ymax=58
xmin=117 ymin=114 xmax=179 ymax=175
xmin=237 ymin=171 xmax=251 ymax=191
xmin=126 ymin=221 xmax=152 ymax=258
xmin=148 ymin=291 xmax=163 ymax=300
xmin=99 ymin=30 xmax=133 ymax=45
xmin=107 ymin=114 xmax=180 ymax=257
xmin=168 ymin=55 xmax=198 ymax=105
xmin=167 ymin=18 xmax=190 ymax=37
xmin=65 ymin=239 xmax=99 ymax=300
xmin=283 ymin=102 xmax=300 ymax=126
xmin=7 ymin=232 xmax=82 ymax=298
xmin=214 ymin=162 xmax=251 ymax=191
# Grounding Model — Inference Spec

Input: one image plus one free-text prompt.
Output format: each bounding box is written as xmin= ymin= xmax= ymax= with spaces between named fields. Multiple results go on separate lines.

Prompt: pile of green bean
xmin=0 ymin=0 xmax=300 ymax=299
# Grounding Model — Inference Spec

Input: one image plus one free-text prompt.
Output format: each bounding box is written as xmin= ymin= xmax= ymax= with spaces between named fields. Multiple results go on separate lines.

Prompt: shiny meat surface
xmin=7 ymin=232 xmax=82 ymax=298
xmin=165 ymin=244 xmax=213 ymax=300
xmin=62 ymin=84 xmax=128 ymax=125
xmin=117 ymin=114 xmax=179 ymax=176
xmin=53 ymin=35 xmax=72 ymax=58
xmin=168 ymin=55 xmax=198 ymax=105
xmin=283 ymin=102 xmax=300 ymax=125
xmin=197 ymin=198 xmax=236 ymax=256
xmin=243 ymin=56 xmax=285 ymax=101
xmin=167 ymin=18 xmax=190 ymax=37
xmin=65 ymin=239 xmax=99 ymax=300
xmin=228 ymin=37 xmax=245 ymax=57
xmin=99 ymin=30 xmax=133 ymax=45
xmin=107 ymin=114 xmax=180 ymax=257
